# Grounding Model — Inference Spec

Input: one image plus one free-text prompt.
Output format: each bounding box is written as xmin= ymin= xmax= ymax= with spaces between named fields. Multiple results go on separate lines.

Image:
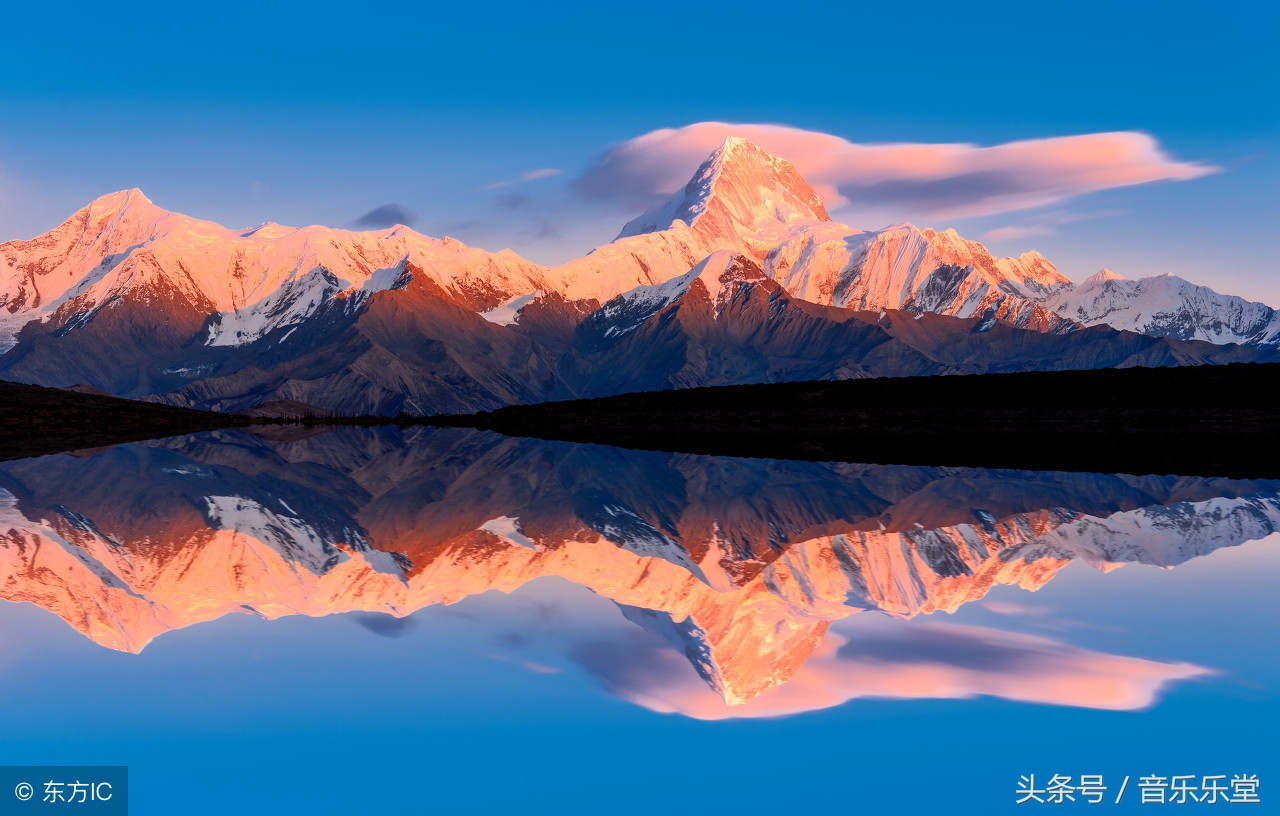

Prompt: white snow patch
xmin=359 ymin=264 xmax=409 ymax=295
xmin=481 ymin=291 xmax=541 ymax=326
xmin=203 ymin=495 xmax=346 ymax=576
xmin=480 ymin=516 xmax=541 ymax=550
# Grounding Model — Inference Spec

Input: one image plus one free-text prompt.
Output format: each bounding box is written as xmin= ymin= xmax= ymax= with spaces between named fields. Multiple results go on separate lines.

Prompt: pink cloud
xmin=983 ymin=225 xmax=1055 ymax=242
xmin=588 ymin=618 xmax=1210 ymax=720
xmin=573 ymin=122 xmax=1216 ymax=221
xmin=981 ymin=600 xmax=1055 ymax=617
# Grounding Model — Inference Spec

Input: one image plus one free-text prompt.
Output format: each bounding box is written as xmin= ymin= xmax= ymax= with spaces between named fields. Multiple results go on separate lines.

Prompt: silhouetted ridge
xmin=427 ymin=363 xmax=1280 ymax=478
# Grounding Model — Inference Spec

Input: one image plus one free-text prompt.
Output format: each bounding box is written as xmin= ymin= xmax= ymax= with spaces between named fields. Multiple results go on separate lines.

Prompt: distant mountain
xmin=1045 ymin=268 xmax=1280 ymax=346
xmin=2 ymin=138 xmax=1276 ymax=415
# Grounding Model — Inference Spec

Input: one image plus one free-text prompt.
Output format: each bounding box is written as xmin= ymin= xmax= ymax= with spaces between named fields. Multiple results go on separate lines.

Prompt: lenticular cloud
xmin=573 ymin=122 xmax=1215 ymax=220
xmin=353 ymin=203 xmax=418 ymax=229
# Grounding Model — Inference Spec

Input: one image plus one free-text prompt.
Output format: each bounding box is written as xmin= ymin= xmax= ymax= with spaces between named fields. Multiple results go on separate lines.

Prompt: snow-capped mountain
xmin=584 ymin=249 xmax=766 ymax=340
xmin=617 ymin=136 xmax=831 ymax=250
xmin=554 ymin=137 xmax=1073 ymax=328
xmin=553 ymin=136 xmax=831 ymax=301
xmin=1 ymin=138 xmax=1276 ymax=414
xmin=1045 ymin=268 xmax=1280 ymax=346
xmin=765 ymin=221 xmax=1076 ymax=330
xmin=0 ymin=188 xmax=553 ymax=353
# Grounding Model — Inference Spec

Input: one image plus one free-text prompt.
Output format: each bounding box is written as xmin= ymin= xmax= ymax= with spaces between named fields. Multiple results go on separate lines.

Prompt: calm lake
xmin=1 ymin=427 xmax=1275 ymax=814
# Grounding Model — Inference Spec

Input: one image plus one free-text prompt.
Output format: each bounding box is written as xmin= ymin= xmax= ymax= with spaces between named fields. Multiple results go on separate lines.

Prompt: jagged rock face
xmin=155 ymin=273 xmax=578 ymax=415
xmin=572 ymin=252 xmax=940 ymax=392
xmin=764 ymin=221 xmax=1075 ymax=326
xmin=564 ymin=252 xmax=1275 ymax=396
xmin=2 ymin=427 xmax=1276 ymax=704
xmin=2 ymin=138 xmax=1277 ymax=413
xmin=1 ymin=255 xmax=218 ymax=394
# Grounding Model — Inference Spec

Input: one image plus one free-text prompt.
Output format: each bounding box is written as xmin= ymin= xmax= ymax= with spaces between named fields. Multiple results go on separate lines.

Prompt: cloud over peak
xmin=353 ymin=203 xmax=417 ymax=229
xmin=573 ymin=122 xmax=1216 ymax=222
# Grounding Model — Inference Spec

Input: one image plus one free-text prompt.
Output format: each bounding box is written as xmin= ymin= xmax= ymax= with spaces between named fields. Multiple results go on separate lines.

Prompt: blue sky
xmin=1 ymin=1 xmax=1276 ymax=301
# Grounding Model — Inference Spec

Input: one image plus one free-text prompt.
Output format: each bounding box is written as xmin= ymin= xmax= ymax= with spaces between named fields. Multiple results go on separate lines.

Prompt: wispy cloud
xmin=981 ymin=600 xmax=1055 ymax=617
xmin=482 ymin=167 xmax=564 ymax=191
xmin=534 ymin=217 xmax=563 ymax=240
xmin=572 ymin=122 xmax=1216 ymax=221
xmin=521 ymin=168 xmax=562 ymax=182
xmin=982 ymin=224 xmax=1056 ymax=242
xmin=982 ymin=208 xmax=1130 ymax=243
xmin=495 ymin=191 xmax=530 ymax=210
xmin=352 ymin=203 xmax=417 ymax=229
xmin=349 ymin=612 xmax=417 ymax=638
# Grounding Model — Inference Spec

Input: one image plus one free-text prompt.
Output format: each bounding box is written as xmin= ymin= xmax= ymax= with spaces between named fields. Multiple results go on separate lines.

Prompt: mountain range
xmin=3 ymin=137 xmax=1277 ymax=415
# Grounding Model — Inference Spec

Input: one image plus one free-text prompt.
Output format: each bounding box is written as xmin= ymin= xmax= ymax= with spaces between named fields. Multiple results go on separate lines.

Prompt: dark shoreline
xmin=4 ymin=363 xmax=1279 ymax=477
xmin=423 ymin=363 xmax=1280 ymax=479
xmin=0 ymin=380 xmax=252 ymax=462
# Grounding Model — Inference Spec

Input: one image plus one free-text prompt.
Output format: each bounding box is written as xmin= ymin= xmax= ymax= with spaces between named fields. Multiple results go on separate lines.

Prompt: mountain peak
xmin=615 ymin=137 xmax=831 ymax=251
xmin=76 ymin=188 xmax=171 ymax=234
xmin=85 ymin=187 xmax=156 ymax=213
xmin=7 ymin=188 xmax=170 ymax=258
xmin=1083 ymin=268 xmax=1125 ymax=287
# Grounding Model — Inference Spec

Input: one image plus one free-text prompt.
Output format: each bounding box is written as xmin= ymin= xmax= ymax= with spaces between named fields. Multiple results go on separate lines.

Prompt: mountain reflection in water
xmin=2 ymin=426 xmax=1276 ymax=718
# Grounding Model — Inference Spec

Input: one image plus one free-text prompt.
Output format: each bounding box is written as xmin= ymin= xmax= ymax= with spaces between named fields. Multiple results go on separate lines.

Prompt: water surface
xmin=1 ymin=427 xmax=1275 ymax=813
